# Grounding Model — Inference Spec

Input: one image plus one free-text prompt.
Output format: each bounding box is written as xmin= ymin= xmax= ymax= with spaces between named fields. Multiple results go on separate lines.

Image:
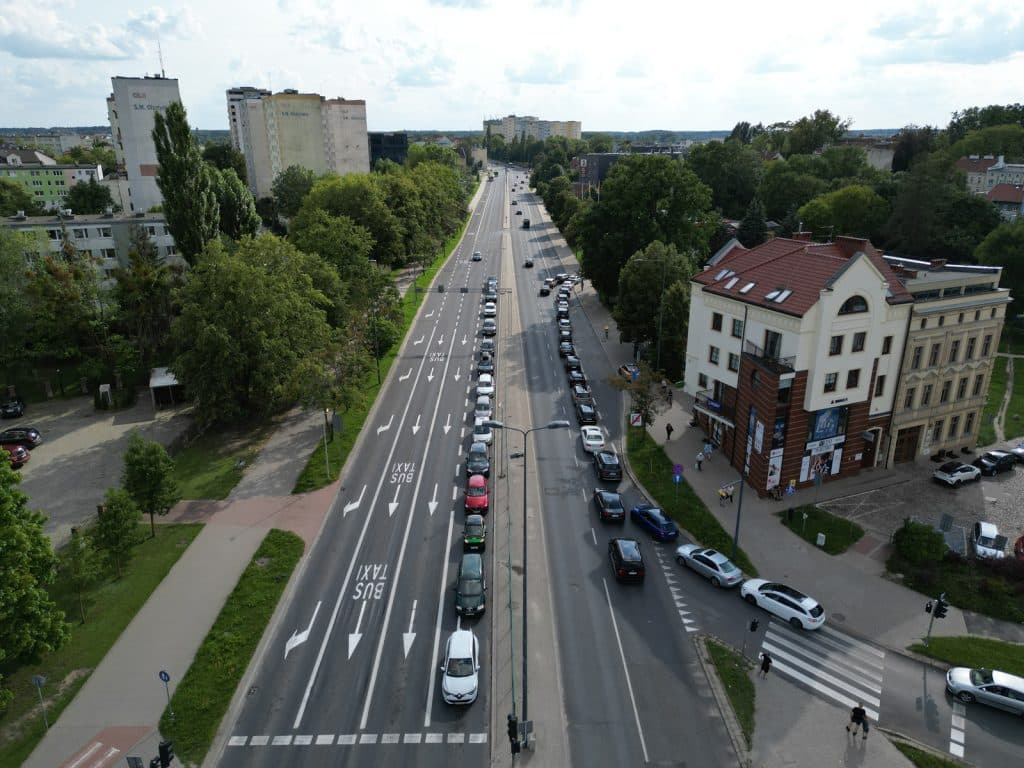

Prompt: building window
xmin=966 ymin=337 xmax=976 ymax=360
xmin=964 ymin=412 xmax=975 ymax=435
xmin=728 ymin=353 xmax=740 ymax=372
xmin=46 ymin=228 xmax=61 ymax=240
xmin=928 ymin=343 xmax=941 ymax=367
xmin=956 ymin=377 xmax=968 ymax=399
xmin=982 ymin=334 xmax=992 ymax=356
xmin=824 ymin=373 xmax=838 ymax=393
xmin=920 ymin=318 xmax=927 ymax=329
xmin=932 ymin=420 xmax=943 ymax=443
xmin=874 ymin=375 xmax=886 ymax=397
xmin=709 ymin=346 xmax=720 ymax=365
xmin=698 ymin=373 xmax=708 ymax=388
xmin=938 ymin=316 xmax=945 ymax=327
xmin=882 ymin=335 xmax=892 ymax=355
xmin=949 ymin=415 xmax=960 ymax=439
xmin=166 ymin=245 xmax=177 ymax=255
xmin=847 ymin=369 xmax=860 ymax=389
xmin=903 ymin=387 xmax=916 ymax=409
xmin=949 ymin=339 xmax=960 ymax=363
xmin=72 ymin=228 xmax=86 ymax=239
xmin=991 ymin=308 xmax=997 ymax=318
xmin=838 ymin=295 xmax=868 ymax=314
xmin=711 ymin=312 xmax=723 ymax=331
xmin=975 ymin=310 xmax=980 ymax=321
xmin=922 ymin=384 xmax=933 ymax=406
xmin=958 ymin=313 xmax=964 ymax=323
xmin=764 ymin=330 xmax=782 ymax=358
xmin=939 ymin=380 xmax=951 ymax=403
xmin=973 ymin=374 xmax=984 ymax=397
xmin=146 ymin=225 xmax=157 ymax=236
xmin=731 ymin=318 xmax=744 ymax=338
xmin=911 ymin=346 xmax=922 ymax=369
xmin=99 ymin=227 xmax=111 ymax=238
xmin=852 ymin=332 xmax=866 ymax=352
xmin=829 ymin=335 xmax=843 ymax=356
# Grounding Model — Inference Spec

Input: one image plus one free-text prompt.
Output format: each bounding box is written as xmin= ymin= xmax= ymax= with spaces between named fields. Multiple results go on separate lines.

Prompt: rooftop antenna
xmin=157 ymin=34 xmax=165 ymax=78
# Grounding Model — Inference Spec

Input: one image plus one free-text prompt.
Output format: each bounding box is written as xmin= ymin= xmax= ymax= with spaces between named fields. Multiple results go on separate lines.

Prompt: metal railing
xmin=743 ymin=340 xmax=796 ymax=373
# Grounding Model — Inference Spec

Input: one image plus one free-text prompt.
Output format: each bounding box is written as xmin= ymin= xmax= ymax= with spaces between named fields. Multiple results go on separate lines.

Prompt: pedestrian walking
xmin=847 ymin=703 xmax=868 ymax=738
xmin=604 ymin=325 xmax=609 ymax=340
xmin=667 ymin=387 xmax=673 ymax=405
xmin=759 ymin=651 xmax=772 ymax=679
xmin=695 ymin=451 xmax=703 ymax=471
xmin=665 ymin=422 xmax=674 ymax=441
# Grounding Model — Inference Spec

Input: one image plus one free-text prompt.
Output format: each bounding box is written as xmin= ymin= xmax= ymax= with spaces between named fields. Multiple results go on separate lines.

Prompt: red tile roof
xmin=986 ymin=184 xmax=1024 ymax=204
xmin=955 ymin=156 xmax=998 ymax=174
xmin=694 ymin=237 xmax=913 ymax=317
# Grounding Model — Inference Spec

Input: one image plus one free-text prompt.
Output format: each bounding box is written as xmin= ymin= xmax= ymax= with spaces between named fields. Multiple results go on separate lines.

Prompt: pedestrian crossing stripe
xmin=760 ymin=622 xmax=886 ymax=722
xmin=657 ymin=551 xmax=700 ymax=632
xmin=229 ymin=732 xmax=487 ymax=746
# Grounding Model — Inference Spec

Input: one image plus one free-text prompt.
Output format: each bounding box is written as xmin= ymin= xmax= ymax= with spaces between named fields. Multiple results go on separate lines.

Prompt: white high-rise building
xmin=484 ymin=115 xmax=581 ymax=143
xmin=227 ymin=88 xmax=370 ymax=200
xmin=106 ymin=75 xmax=182 ymax=212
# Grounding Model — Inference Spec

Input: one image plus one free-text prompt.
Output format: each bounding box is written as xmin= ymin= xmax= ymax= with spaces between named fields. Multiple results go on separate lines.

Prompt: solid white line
xmin=425 ymin=508 xmax=457 ymax=726
xmin=601 ymin=578 xmax=650 ymax=764
xmin=591 ymin=528 xmax=597 ymax=546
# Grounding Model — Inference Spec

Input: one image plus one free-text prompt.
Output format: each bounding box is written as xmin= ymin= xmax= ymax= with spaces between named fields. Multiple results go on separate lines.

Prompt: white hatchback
xmin=740 ymin=578 xmax=826 ymax=630
xmin=483 ymin=302 xmax=497 ymax=317
xmin=580 ymin=426 xmax=605 ymax=454
xmin=440 ymin=629 xmax=480 ymax=705
xmin=476 ymin=374 xmax=494 ymax=397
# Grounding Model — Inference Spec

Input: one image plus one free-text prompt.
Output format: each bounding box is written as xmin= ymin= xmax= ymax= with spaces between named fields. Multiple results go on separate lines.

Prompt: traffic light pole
xmin=923 ymin=591 xmax=947 ymax=647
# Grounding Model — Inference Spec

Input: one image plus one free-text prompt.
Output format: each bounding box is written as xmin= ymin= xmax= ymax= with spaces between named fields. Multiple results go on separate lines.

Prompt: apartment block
xmin=1 ymin=149 xmax=103 ymax=210
xmin=483 ymin=115 xmax=581 ymax=143
xmin=955 ymin=154 xmax=1024 ymax=195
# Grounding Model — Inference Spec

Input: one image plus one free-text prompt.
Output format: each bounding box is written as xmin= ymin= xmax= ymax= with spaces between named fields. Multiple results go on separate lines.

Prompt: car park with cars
xmin=933 ymin=461 xmax=981 ymax=486
xmin=466 ymin=441 xmax=490 ymax=477
xmin=594 ymin=449 xmax=622 ymax=481
xmin=674 ymin=545 xmax=743 ymax=587
xmin=593 ymin=489 xmax=625 ymax=522
xmin=440 ymin=629 xmax=480 ymax=704
xmin=608 ymin=538 xmax=645 ymax=582
xmin=740 ymin=579 xmax=826 ymax=630
xmin=945 ymin=667 xmax=1024 ymax=716
xmin=630 ymin=504 xmax=679 ymax=541
xmin=973 ymin=450 xmax=1016 ymax=476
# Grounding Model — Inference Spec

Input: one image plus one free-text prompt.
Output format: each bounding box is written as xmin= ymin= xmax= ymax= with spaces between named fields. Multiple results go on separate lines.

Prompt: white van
xmin=474 ymin=396 xmax=492 ymax=421
xmin=473 ymin=418 xmax=493 ymax=445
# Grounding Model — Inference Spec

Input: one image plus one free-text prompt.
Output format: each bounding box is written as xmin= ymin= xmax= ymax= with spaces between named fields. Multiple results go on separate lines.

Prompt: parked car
xmin=1 ymin=397 xmax=25 ymax=419
xmin=946 ymin=668 xmax=1024 ymax=716
xmin=481 ymin=319 xmax=497 ymax=337
xmin=608 ymin=538 xmax=645 ymax=582
xmin=630 ymin=504 xmax=679 ymax=541
xmin=972 ymin=521 xmax=1006 ymax=559
xmin=594 ymin=449 xmax=622 ymax=481
xmin=474 ymin=395 xmax=492 ymax=421
xmin=557 ymin=318 xmax=572 ymax=333
xmin=740 ymin=579 xmax=826 ymax=630
xmin=933 ymin=461 xmax=981 ymax=487
xmin=466 ymin=441 xmax=490 ymax=477
xmin=477 ymin=354 xmax=494 ymax=375
xmin=483 ymin=301 xmax=497 ymax=318
xmin=973 ymin=450 xmax=1016 ymax=476
xmin=473 ymin=418 xmax=493 ymax=445
xmin=618 ymin=363 xmax=641 ymax=381
xmin=476 ymin=374 xmax=494 ymax=397
xmin=580 ymin=425 xmax=605 ymax=454
xmin=539 ymin=285 xmax=550 ymax=296
xmin=0 ymin=427 xmax=41 ymax=449
xmin=480 ymin=338 xmax=495 ymax=355
xmin=1009 ymin=444 xmax=1024 ymax=463
xmin=568 ymin=370 xmax=587 ymax=387
xmin=543 ymin=277 xmax=556 ymax=288
xmin=559 ymin=329 xmax=573 ymax=344
xmin=463 ymin=514 xmax=487 ymax=552
xmin=564 ymin=355 xmax=582 ymax=372
xmin=593 ymin=489 xmax=625 ymax=522
xmin=575 ymin=402 xmax=597 ymax=425
xmin=558 ymin=341 xmax=575 ymax=358
xmin=2 ymin=444 xmax=29 ymax=469
xmin=440 ymin=629 xmax=480 ymax=704
xmin=555 ymin=273 xmax=569 ymax=284
xmin=464 ymin=474 xmax=489 ymax=514
xmin=571 ymin=384 xmax=593 ymax=404
xmin=454 ymin=554 xmax=486 ymax=616
xmin=675 ymin=545 xmax=743 ymax=587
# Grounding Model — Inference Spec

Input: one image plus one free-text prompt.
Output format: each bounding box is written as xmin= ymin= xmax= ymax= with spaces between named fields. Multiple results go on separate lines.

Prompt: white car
xmin=474 ymin=396 xmax=492 ymax=421
xmin=933 ymin=461 xmax=981 ymax=487
xmin=476 ymin=374 xmax=494 ymax=397
xmin=580 ymin=426 xmax=606 ymax=454
xmin=440 ymin=629 xmax=480 ymax=705
xmin=740 ymin=578 xmax=826 ymax=630
xmin=473 ymin=418 xmax=493 ymax=445
xmin=472 ymin=250 xmax=482 ymax=261
xmin=675 ymin=545 xmax=744 ymax=588
xmin=483 ymin=302 xmax=497 ymax=317
xmin=972 ymin=521 xmax=1006 ymax=559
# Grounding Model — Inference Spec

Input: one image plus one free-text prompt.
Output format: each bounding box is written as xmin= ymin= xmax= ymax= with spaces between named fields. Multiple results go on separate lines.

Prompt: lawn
xmin=0 ymin=524 xmax=202 ymax=768
xmin=626 ymin=428 xmax=757 ymax=577
xmin=892 ymin=741 xmax=964 ymax=768
xmin=1004 ymin=356 xmax=1024 ymax=441
xmin=704 ymin=639 xmax=755 ymax=749
xmin=777 ymin=504 xmax=864 ymax=555
xmin=160 ymin=529 xmax=304 ymax=766
xmin=171 ymin=425 xmax=275 ymax=500
xmin=908 ymin=635 xmax=1024 ymax=677
xmin=978 ymin=357 xmax=1008 ymax=447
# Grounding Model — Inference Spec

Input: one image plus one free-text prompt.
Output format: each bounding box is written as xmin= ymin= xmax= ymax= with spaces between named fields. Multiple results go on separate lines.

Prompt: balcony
xmin=743 ymin=340 xmax=795 ymax=375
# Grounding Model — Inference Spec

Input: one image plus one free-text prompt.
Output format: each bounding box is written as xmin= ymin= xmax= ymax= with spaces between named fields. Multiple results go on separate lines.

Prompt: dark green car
xmin=463 ymin=514 xmax=487 ymax=552
xmin=455 ymin=553 xmax=486 ymax=616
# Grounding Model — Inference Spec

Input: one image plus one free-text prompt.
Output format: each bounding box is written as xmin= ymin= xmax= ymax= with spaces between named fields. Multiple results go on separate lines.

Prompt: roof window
xmin=739 ymin=282 xmax=755 ymax=294
xmin=725 ymin=277 xmax=739 ymax=289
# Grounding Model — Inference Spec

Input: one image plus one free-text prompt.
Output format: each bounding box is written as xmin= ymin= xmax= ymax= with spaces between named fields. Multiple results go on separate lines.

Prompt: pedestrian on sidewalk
xmin=847 ymin=703 xmax=868 ymax=738
xmin=759 ymin=651 xmax=772 ymax=679
xmin=604 ymin=325 xmax=609 ymax=340
xmin=695 ymin=451 xmax=703 ymax=471
xmin=666 ymin=422 xmax=674 ymax=441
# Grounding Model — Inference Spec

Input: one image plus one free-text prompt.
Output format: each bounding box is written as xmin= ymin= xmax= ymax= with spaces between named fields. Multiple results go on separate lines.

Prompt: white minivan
xmin=474 ymin=396 xmax=492 ymax=421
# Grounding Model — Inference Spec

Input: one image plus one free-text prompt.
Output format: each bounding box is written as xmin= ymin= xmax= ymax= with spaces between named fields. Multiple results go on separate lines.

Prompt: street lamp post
xmin=485 ymin=419 xmax=570 ymax=733
xmin=724 ymin=475 xmax=747 ymax=562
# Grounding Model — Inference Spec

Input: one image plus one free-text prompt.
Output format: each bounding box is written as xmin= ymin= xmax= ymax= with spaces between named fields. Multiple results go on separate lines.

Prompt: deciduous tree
xmin=607 ymin=361 xmax=665 ymax=434
xmin=93 ymin=487 xmax=140 ymax=578
xmin=59 ymin=526 xmax=103 ymax=624
xmin=64 ymin=176 xmax=116 ymax=214
xmin=212 ymin=167 xmax=260 ymax=240
xmin=797 ymin=185 xmax=889 ymax=241
xmin=686 ymin=140 xmax=762 ymax=218
xmin=976 ymin=218 xmax=1024 ymax=313
xmin=272 ymin=165 xmax=317 ymax=219
xmin=122 ymin=433 xmax=180 ymax=538
xmin=0 ymin=178 xmax=44 ymax=216
xmin=288 ymin=208 xmax=374 ymax=283
xmin=202 ymin=142 xmax=247 ymax=182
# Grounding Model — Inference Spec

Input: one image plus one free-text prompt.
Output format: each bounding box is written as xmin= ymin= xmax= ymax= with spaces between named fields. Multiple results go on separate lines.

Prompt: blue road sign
xmin=159 ymin=670 xmax=170 ymax=683
xmin=673 ymin=474 xmax=682 ymax=484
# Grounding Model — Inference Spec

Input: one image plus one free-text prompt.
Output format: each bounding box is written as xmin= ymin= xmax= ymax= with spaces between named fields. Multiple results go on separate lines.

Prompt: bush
xmin=892 ymin=518 xmax=946 ymax=566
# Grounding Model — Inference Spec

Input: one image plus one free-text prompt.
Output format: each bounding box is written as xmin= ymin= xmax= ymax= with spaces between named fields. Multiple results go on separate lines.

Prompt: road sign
xmin=629 ymin=412 xmax=641 ymax=427
xmin=673 ymin=463 xmax=683 ymax=475
xmin=673 ymin=474 xmax=682 ymax=484
xmin=159 ymin=670 xmax=170 ymax=683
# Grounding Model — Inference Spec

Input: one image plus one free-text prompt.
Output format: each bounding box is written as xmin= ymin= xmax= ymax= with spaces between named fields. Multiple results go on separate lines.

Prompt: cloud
xmin=748 ymin=50 xmax=803 ymax=74
xmin=871 ymin=11 xmax=1024 ymax=65
xmin=616 ymin=57 xmax=645 ymax=79
xmin=506 ymin=56 xmax=578 ymax=85
xmin=427 ymin=0 xmax=489 ymax=7
xmin=393 ymin=49 xmax=454 ymax=87
xmin=125 ymin=8 xmax=202 ymax=40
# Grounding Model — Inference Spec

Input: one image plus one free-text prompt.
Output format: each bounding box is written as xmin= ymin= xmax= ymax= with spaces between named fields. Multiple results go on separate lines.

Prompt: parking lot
xmin=8 ymin=394 xmax=192 ymax=544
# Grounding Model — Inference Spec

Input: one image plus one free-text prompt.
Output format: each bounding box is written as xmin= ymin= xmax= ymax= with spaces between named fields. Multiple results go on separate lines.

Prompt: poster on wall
xmin=767 ymin=449 xmax=783 ymax=490
xmin=754 ymin=421 xmax=764 ymax=454
xmin=830 ymin=448 xmax=843 ymax=475
xmin=811 ymin=406 xmax=848 ymax=442
xmin=772 ymin=416 xmax=787 ymax=450
xmin=800 ymin=454 xmax=811 ymax=482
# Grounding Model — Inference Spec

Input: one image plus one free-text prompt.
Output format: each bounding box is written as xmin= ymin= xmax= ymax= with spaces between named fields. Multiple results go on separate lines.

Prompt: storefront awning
xmin=694 ymin=402 xmax=735 ymax=429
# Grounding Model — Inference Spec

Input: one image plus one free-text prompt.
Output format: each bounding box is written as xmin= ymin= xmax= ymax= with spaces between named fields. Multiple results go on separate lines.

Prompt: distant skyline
xmin=1 ymin=1 xmax=1022 ymax=133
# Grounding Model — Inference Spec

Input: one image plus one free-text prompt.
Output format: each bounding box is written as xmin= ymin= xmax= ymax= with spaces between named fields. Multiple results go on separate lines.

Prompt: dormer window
xmin=838 ymin=295 xmax=868 ymax=314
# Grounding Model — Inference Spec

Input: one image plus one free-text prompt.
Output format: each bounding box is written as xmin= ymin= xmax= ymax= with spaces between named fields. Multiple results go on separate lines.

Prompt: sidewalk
xmin=25 ymin=408 xmax=335 ymax=768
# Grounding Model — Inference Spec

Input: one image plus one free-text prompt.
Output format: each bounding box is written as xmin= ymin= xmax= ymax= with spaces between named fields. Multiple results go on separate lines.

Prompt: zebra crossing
xmin=760 ymin=621 xmax=885 ymax=721
xmin=653 ymin=548 xmax=700 ymax=633
xmin=228 ymin=731 xmax=488 ymax=748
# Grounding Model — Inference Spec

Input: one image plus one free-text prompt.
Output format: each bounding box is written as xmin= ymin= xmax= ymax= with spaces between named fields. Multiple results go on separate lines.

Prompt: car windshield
xmin=938 ymin=462 xmax=960 ymax=472
xmin=458 ymin=579 xmax=483 ymax=596
xmin=465 ymin=523 xmax=483 ymax=537
xmin=447 ymin=657 xmax=475 ymax=677
xmin=618 ymin=541 xmax=641 ymax=559
xmin=601 ymin=494 xmax=622 ymax=509
xmin=969 ymin=669 xmax=994 ymax=685
xmin=718 ymin=559 xmax=739 ymax=574
xmin=467 ymin=485 xmax=485 ymax=497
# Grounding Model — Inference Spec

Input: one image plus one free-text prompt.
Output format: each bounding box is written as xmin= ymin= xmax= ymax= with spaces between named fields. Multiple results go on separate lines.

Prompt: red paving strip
xmin=61 ymin=726 xmax=151 ymax=768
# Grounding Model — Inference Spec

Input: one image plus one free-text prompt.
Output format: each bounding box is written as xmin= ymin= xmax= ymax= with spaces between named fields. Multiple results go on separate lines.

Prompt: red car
xmin=465 ymin=474 xmax=489 ymax=514
xmin=2 ymin=443 xmax=29 ymax=469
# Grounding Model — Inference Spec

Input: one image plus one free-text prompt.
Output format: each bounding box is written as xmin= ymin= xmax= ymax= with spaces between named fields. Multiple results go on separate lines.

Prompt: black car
xmin=593 ymin=489 xmax=626 ymax=522
xmin=973 ymin=450 xmax=1016 ymax=476
xmin=576 ymin=402 xmax=597 ymax=425
xmin=558 ymin=341 xmax=575 ymax=358
xmin=1 ymin=397 xmax=25 ymax=419
xmin=539 ymin=286 xmax=550 ymax=296
xmin=564 ymin=355 xmax=582 ymax=372
xmin=484 ymin=289 xmax=497 ymax=302
xmin=524 ymin=259 xmax=534 ymax=268
xmin=571 ymin=384 xmax=593 ymax=404
xmin=568 ymin=369 xmax=588 ymax=387
xmin=466 ymin=441 xmax=490 ymax=477
xmin=477 ymin=354 xmax=494 ymax=374
xmin=594 ymin=449 xmax=622 ymax=481
xmin=608 ymin=538 xmax=645 ymax=583
xmin=0 ymin=426 xmax=42 ymax=449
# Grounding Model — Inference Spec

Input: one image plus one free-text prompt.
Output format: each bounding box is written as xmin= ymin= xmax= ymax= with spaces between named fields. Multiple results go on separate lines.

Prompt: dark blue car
xmin=630 ymin=504 xmax=679 ymax=541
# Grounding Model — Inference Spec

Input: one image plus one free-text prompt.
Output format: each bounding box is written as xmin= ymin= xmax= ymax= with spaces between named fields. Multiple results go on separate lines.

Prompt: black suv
xmin=608 ymin=538 xmax=645 ymax=582
xmin=973 ymin=450 xmax=1016 ymax=476
xmin=593 ymin=489 xmax=625 ymax=522
xmin=576 ymin=402 xmax=597 ymax=425
xmin=594 ymin=449 xmax=622 ymax=481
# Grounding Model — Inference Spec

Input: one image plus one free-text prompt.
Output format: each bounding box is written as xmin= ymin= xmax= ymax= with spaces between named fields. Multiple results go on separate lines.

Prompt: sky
xmin=1 ymin=0 xmax=1023 ymax=133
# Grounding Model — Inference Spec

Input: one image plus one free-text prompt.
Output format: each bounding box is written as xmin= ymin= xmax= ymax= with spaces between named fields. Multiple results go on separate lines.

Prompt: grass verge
xmin=626 ymin=428 xmax=757 ymax=576
xmin=705 ymin=639 xmax=755 ymax=749
xmin=777 ymin=504 xmax=864 ymax=555
xmin=892 ymin=741 xmax=963 ymax=768
xmin=1005 ymin=357 xmax=1024 ymax=441
xmin=0 ymin=524 xmax=202 ymax=768
xmin=160 ymin=529 xmax=304 ymax=766
xmin=908 ymin=635 xmax=1024 ymax=677
xmin=172 ymin=425 xmax=276 ymax=500
xmin=978 ymin=357 xmax=1008 ymax=447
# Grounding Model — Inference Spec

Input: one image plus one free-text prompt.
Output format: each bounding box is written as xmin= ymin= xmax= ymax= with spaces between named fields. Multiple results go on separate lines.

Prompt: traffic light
xmin=158 ymin=740 xmax=175 ymax=767
xmin=507 ymin=714 xmax=520 ymax=754
xmin=933 ymin=598 xmax=948 ymax=619
xmin=925 ymin=601 xmax=933 ymax=614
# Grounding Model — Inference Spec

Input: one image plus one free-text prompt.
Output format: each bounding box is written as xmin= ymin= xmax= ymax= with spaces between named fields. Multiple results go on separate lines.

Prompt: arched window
xmin=839 ymin=295 xmax=868 ymax=315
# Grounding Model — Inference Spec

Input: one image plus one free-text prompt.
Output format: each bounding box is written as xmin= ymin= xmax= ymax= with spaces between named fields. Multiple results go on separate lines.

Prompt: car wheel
xmin=710 ymin=577 xmax=721 ymax=588
xmin=744 ymin=594 xmax=757 ymax=606
xmin=953 ymin=480 xmax=961 ymax=488
xmin=957 ymin=691 xmax=975 ymax=704
xmin=676 ymin=556 xmax=686 ymax=566
xmin=789 ymin=617 xmax=803 ymax=630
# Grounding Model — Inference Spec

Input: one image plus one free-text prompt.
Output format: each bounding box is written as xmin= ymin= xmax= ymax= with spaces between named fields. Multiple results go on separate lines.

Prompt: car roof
xmin=938 ymin=461 xmax=963 ymax=472
xmin=448 ymin=628 xmax=476 ymax=656
xmin=597 ymin=449 xmax=618 ymax=461
xmin=984 ymin=450 xmax=1010 ymax=458
xmin=467 ymin=474 xmax=486 ymax=487
xmin=613 ymin=538 xmax=642 ymax=558
xmin=975 ymin=520 xmax=998 ymax=538
xmin=465 ymin=514 xmax=484 ymax=525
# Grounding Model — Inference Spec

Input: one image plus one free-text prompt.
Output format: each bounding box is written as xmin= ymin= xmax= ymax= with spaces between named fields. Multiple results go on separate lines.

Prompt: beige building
xmin=228 ymin=88 xmax=370 ymax=200
xmin=955 ymin=155 xmax=1024 ymax=195
xmin=484 ymin=115 xmax=581 ymax=143
xmin=885 ymin=257 xmax=1011 ymax=465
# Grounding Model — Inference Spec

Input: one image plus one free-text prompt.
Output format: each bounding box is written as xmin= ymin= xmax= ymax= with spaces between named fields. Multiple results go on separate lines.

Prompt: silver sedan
xmin=675 ymin=544 xmax=744 ymax=588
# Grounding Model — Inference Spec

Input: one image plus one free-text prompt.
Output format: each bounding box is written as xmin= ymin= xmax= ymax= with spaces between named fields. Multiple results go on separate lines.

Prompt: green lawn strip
xmin=704 ymin=639 xmax=755 ymax=749
xmin=625 ymin=428 xmax=757 ymax=577
xmin=1004 ymin=357 xmax=1024 ymax=441
xmin=0 ymin=524 xmax=202 ymax=767
xmin=978 ymin=358 xmax=1008 ymax=447
xmin=999 ymin=324 xmax=1024 ymax=355
xmin=892 ymin=741 xmax=964 ymax=768
xmin=172 ymin=424 xmax=276 ymax=500
xmin=908 ymin=635 xmax=1024 ymax=677
xmin=160 ymin=529 xmax=303 ymax=766
xmin=777 ymin=504 xmax=864 ymax=555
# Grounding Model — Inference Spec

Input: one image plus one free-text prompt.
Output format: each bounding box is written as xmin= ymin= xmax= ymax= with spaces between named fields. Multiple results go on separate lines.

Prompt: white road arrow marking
xmin=443 ymin=413 xmax=452 ymax=435
xmin=388 ymin=486 xmax=400 ymax=516
xmin=285 ymin=601 xmax=322 ymax=659
xmin=399 ymin=368 xmax=412 ymax=382
xmin=437 ymin=335 xmax=445 ymax=346
xmin=342 ymin=485 xmax=366 ymax=517
xmin=403 ymin=600 xmax=417 ymax=658
xmin=376 ymin=415 xmax=394 ymax=435
xmin=453 ymin=366 xmax=461 ymax=382
xmin=428 ymin=483 xmax=439 ymax=516
xmin=427 ymin=367 xmax=435 ymax=382
xmin=461 ymin=334 xmax=468 ymax=345
xmin=348 ymin=602 xmax=367 ymax=658
xmin=413 ymin=335 xmax=425 ymax=346
xmin=425 ymin=310 xmax=434 ymax=318
xmin=412 ymin=415 xmax=422 ymax=435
